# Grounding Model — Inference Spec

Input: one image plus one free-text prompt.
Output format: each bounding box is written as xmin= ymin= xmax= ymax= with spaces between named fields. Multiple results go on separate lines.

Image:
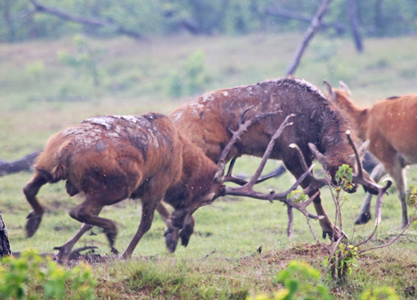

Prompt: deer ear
xmin=323 ymin=80 xmax=337 ymax=101
xmin=339 ymin=81 xmax=351 ymax=96
xmin=308 ymin=143 xmax=327 ymax=167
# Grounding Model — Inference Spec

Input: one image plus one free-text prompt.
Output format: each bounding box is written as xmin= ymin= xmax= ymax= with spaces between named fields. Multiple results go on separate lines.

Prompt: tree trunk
xmin=374 ymin=0 xmax=383 ymax=36
xmin=285 ymin=0 xmax=332 ymax=76
xmin=0 ymin=151 xmax=40 ymax=176
xmin=0 ymin=212 xmax=11 ymax=258
xmin=347 ymin=0 xmax=364 ymax=53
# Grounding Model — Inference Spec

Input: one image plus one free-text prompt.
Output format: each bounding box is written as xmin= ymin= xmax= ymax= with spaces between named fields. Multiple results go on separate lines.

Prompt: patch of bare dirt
xmin=240 ymin=243 xmax=330 ymax=269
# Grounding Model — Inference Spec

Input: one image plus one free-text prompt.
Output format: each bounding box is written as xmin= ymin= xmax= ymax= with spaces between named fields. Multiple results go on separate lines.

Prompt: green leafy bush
xmin=0 ymin=249 xmax=96 ymax=300
xmin=166 ymin=50 xmax=210 ymax=97
xmin=248 ymin=260 xmax=333 ymax=300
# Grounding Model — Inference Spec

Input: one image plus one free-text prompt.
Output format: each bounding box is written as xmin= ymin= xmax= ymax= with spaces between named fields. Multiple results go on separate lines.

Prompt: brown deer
xmin=324 ymin=81 xmax=417 ymax=228
xmin=23 ymin=113 xmax=222 ymax=261
xmin=169 ymin=77 xmax=386 ymax=240
xmin=24 ymin=111 xmax=305 ymax=260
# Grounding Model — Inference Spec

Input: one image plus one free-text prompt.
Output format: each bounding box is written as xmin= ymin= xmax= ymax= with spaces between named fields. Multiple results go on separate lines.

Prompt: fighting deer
xmin=23 ymin=113 xmax=216 ymax=261
xmin=324 ymin=81 xmax=417 ymax=228
xmin=23 ymin=111 xmax=310 ymax=260
xmin=170 ymin=77 xmax=389 ymax=240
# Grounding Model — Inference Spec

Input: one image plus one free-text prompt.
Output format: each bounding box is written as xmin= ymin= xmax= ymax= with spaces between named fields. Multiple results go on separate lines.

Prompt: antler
xmin=214 ymin=108 xmax=282 ymax=183
xmin=345 ymin=130 xmax=392 ymax=225
xmin=289 ymin=143 xmax=329 ymax=195
xmin=216 ymin=113 xmax=321 ymax=237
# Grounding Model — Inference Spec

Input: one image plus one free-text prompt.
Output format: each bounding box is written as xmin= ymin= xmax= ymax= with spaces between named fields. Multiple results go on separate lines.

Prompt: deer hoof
xmin=165 ymin=236 xmax=178 ymax=253
xmin=355 ymin=212 xmax=371 ymax=225
xmin=322 ymin=227 xmax=347 ymax=241
xmin=25 ymin=212 xmax=42 ymax=238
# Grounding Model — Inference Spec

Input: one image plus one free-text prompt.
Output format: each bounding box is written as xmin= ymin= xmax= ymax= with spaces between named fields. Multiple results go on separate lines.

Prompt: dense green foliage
xmin=1 ymin=0 xmax=416 ymax=42
xmin=0 ymin=250 xmax=96 ymax=299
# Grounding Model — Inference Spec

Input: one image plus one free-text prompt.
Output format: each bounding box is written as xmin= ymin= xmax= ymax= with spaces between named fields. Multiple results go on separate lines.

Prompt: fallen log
xmin=0 ymin=151 xmax=40 ymax=176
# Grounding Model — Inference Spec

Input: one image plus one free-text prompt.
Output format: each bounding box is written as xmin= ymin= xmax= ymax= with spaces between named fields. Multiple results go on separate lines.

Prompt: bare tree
xmin=27 ymin=0 xmax=145 ymax=40
xmin=265 ymin=6 xmax=345 ymax=35
xmin=0 ymin=151 xmax=40 ymax=176
xmin=347 ymin=0 xmax=363 ymax=52
xmin=285 ymin=0 xmax=332 ymax=76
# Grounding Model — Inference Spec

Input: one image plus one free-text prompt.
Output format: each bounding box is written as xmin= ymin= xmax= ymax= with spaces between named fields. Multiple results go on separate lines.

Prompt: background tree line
xmin=1 ymin=0 xmax=416 ymax=43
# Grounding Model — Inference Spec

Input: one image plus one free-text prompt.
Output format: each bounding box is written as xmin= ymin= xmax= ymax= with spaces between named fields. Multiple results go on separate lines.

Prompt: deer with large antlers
xmin=325 ymin=81 xmax=416 ymax=228
xmin=24 ymin=111 xmax=312 ymax=260
xmin=170 ymin=77 xmax=389 ymax=240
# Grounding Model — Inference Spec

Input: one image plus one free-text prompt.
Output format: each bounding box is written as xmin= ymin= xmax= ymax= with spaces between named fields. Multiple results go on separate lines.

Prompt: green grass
xmin=1 ymin=32 xmax=417 ymax=299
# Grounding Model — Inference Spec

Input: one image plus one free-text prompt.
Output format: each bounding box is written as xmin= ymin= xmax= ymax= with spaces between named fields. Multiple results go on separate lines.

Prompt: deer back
xmin=170 ymin=77 xmax=358 ymax=177
xmin=34 ymin=113 xmax=184 ymax=197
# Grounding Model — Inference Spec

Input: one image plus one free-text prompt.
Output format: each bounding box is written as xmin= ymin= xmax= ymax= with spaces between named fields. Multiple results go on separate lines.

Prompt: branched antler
xmin=215 ymin=112 xmax=323 ymax=236
xmin=345 ymin=131 xmax=392 ymax=225
xmin=214 ymin=108 xmax=282 ymax=183
xmin=289 ymin=143 xmax=329 ymax=195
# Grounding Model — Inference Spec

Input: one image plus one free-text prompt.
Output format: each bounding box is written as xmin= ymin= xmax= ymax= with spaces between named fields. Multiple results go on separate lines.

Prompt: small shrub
xmin=360 ymin=286 xmax=399 ymax=300
xmin=249 ymin=260 xmax=333 ymax=300
xmin=25 ymin=60 xmax=45 ymax=77
xmin=58 ymin=35 xmax=106 ymax=97
xmin=0 ymin=249 xmax=96 ymax=299
xmin=166 ymin=50 xmax=210 ymax=97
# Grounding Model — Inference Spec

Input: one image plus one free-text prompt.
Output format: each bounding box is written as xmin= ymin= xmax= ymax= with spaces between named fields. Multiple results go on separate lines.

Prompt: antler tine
xmin=223 ymin=157 xmax=250 ymax=186
xmin=346 ymin=131 xmax=392 ymax=195
xmin=225 ymin=163 xmax=319 ymax=219
xmin=346 ymin=130 xmax=364 ymax=178
xmin=238 ymin=106 xmax=254 ymax=125
xmin=214 ymin=109 xmax=282 ymax=183
xmin=287 ymin=205 xmax=293 ymax=237
xmin=246 ymin=113 xmax=295 ymax=188
xmin=289 ymin=143 xmax=328 ymax=194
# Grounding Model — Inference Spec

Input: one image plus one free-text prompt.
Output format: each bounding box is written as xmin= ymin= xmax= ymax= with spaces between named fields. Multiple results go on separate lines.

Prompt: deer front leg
xmin=164 ymin=208 xmax=188 ymax=253
xmin=69 ymin=200 xmax=118 ymax=255
xmin=310 ymin=190 xmax=346 ymax=240
xmin=355 ymin=163 xmax=386 ymax=225
xmin=120 ymin=198 xmax=159 ymax=259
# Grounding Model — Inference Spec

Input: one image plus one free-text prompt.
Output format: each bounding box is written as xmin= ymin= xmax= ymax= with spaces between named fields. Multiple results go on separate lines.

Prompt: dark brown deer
xmin=324 ymin=81 xmax=417 ymax=228
xmin=24 ymin=111 xmax=301 ymax=260
xmin=169 ymin=77 xmax=386 ymax=239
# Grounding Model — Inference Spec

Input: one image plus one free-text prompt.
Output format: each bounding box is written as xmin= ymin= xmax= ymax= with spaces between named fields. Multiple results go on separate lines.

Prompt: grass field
xmin=0 ymin=32 xmax=417 ymax=299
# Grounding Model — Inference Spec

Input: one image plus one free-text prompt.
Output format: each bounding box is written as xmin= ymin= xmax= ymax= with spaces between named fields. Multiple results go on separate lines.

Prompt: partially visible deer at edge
xmin=325 ymin=81 xmax=417 ymax=228
xmin=169 ymin=77 xmax=384 ymax=240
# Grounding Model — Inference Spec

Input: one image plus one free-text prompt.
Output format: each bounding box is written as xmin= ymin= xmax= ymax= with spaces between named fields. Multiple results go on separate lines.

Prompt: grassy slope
xmin=0 ymin=32 xmax=417 ymax=299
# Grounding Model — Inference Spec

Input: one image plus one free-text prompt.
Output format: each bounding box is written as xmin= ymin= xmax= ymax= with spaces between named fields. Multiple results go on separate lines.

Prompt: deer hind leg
xmin=164 ymin=208 xmax=189 ymax=253
xmin=385 ymin=162 xmax=408 ymax=228
xmin=23 ymin=172 xmax=49 ymax=237
xmin=54 ymin=223 xmax=94 ymax=264
xmin=355 ymin=163 xmax=386 ymax=225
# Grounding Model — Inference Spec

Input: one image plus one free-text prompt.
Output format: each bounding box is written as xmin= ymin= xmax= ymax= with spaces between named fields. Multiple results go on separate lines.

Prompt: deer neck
xmin=335 ymin=95 xmax=369 ymax=141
